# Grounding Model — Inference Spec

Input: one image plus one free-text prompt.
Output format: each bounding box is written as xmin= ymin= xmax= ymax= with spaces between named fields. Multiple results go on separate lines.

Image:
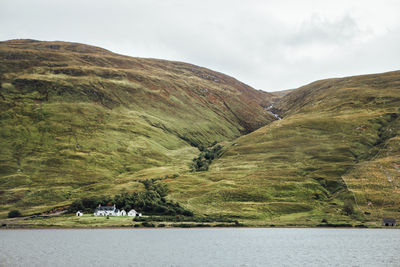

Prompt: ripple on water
xmin=0 ymin=228 xmax=399 ymax=267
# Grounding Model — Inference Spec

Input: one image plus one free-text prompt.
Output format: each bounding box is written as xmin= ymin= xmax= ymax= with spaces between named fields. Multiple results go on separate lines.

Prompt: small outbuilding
xmin=76 ymin=211 xmax=83 ymax=216
xmin=120 ymin=210 xmax=127 ymax=216
xmin=382 ymin=218 xmax=396 ymax=226
xmin=128 ymin=209 xmax=137 ymax=217
xmin=128 ymin=209 xmax=142 ymax=217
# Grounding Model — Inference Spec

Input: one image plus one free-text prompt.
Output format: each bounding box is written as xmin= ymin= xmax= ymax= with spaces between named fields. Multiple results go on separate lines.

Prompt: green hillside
xmin=1 ymin=40 xmax=399 ymax=227
xmin=168 ymin=71 xmax=400 ymax=226
xmin=0 ymin=40 xmax=274 ymax=218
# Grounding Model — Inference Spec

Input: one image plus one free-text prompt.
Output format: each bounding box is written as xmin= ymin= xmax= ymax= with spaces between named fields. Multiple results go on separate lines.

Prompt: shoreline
xmin=2 ymin=214 xmax=397 ymax=230
xmin=1 ymin=225 xmax=398 ymax=230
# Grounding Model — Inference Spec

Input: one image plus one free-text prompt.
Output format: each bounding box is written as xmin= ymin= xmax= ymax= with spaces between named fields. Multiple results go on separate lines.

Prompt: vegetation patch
xmin=8 ymin=210 xmax=22 ymax=218
xmin=191 ymin=145 xmax=222 ymax=171
xmin=68 ymin=179 xmax=193 ymax=216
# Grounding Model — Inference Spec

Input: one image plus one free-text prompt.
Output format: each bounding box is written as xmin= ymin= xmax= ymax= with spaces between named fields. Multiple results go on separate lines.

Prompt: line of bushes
xmin=133 ymin=215 xmax=237 ymax=223
xmin=191 ymin=145 xmax=222 ymax=171
xmin=68 ymin=196 xmax=113 ymax=213
xmin=316 ymin=223 xmax=354 ymax=227
xmin=135 ymin=222 xmax=244 ymax=228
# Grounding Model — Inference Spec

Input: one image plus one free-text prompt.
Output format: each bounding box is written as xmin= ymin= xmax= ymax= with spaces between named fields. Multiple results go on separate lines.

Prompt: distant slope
xmin=0 ymin=39 xmax=275 ymax=217
xmin=169 ymin=71 xmax=400 ymax=226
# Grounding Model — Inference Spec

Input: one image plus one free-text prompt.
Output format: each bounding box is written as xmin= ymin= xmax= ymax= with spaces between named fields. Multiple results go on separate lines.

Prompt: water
xmin=266 ymin=104 xmax=282 ymax=120
xmin=0 ymin=228 xmax=399 ymax=266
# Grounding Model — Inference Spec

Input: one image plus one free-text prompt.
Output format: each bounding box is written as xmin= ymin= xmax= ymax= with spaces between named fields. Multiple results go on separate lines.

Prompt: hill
xmin=168 ymin=71 xmax=400 ymax=226
xmin=1 ymin=40 xmax=399 ymax=227
xmin=0 ymin=39 xmax=275 ymax=217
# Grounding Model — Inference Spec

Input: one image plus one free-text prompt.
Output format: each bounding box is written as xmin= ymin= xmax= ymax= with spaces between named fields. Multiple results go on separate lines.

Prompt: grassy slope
xmin=344 ymin=123 xmax=400 ymax=219
xmin=1 ymin=40 xmax=399 ymax=227
xmin=0 ymin=40 xmax=274 ymax=218
xmin=168 ymin=71 xmax=400 ymax=226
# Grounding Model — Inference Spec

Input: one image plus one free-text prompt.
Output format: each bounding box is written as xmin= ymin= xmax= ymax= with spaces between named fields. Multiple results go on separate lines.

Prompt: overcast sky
xmin=1 ymin=0 xmax=400 ymax=91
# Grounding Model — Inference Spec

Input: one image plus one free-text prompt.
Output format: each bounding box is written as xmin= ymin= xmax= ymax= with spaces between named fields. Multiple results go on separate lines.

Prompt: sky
xmin=1 ymin=0 xmax=400 ymax=91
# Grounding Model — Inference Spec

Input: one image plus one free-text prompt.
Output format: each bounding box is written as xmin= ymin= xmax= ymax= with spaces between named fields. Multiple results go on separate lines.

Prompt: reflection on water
xmin=0 ymin=228 xmax=399 ymax=266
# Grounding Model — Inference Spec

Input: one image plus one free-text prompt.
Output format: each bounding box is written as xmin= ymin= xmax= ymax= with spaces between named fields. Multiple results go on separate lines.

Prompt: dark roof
xmin=96 ymin=206 xmax=115 ymax=211
xmin=383 ymin=218 xmax=396 ymax=223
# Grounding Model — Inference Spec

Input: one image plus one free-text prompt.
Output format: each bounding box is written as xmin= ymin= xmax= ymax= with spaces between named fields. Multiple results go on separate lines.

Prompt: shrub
xmin=355 ymin=224 xmax=368 ymax=228
xmin=191 ymin=145 xmax=222 ymax=172
xmin=175 ymin=223 xmax=192 ymax=228
xmin=343 ymin=200 xmax=354 ymax=215
xmin=8 ymin=210 xmax=21 ymax=218
xmin=141 ymin=222 xmax=155 ymax=227
xmin=68 ymin=195 xmax=112 ymax=212
xmin=316 ymin=223 xmax=353 ymax=227
xmin=182 ymin=210 xmax=194 ymax=216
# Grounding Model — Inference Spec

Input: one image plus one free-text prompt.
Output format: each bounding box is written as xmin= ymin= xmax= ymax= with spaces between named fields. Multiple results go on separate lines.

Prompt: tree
xmin=8 ymin=210 xmax=21 ymax=218
xmin=343 ymin=200 xmax=354 ymax=215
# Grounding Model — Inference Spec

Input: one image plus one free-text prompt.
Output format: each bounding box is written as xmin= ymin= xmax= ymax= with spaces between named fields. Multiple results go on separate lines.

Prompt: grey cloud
xmin=0 ymin=0 xmax=399 ymax=91
xmin=285 ymin=15 xmax=360 ymax=46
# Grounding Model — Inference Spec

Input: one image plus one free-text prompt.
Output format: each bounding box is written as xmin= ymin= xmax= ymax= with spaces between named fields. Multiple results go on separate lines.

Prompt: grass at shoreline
xmin=1 ymin=213 xmax=394 ymax=229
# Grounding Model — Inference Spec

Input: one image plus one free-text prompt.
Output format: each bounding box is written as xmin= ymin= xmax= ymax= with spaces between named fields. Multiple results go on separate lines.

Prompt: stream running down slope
xmin=266 ymin=104 xmax=282 ymax=120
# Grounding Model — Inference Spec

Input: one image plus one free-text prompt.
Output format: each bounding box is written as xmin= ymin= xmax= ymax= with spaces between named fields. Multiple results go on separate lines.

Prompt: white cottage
xmin=93 ymin=205 xmax=141 ymax=217
xmin=76 ymin=211 xmax=83 ymax=216
xmin=94 ymin=204 xmax=119 ymax=216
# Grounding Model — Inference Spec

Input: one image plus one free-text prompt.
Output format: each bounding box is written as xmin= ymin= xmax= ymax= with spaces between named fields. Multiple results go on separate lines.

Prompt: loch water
xmin=1 ymin=228 xmax=399 ymax=266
